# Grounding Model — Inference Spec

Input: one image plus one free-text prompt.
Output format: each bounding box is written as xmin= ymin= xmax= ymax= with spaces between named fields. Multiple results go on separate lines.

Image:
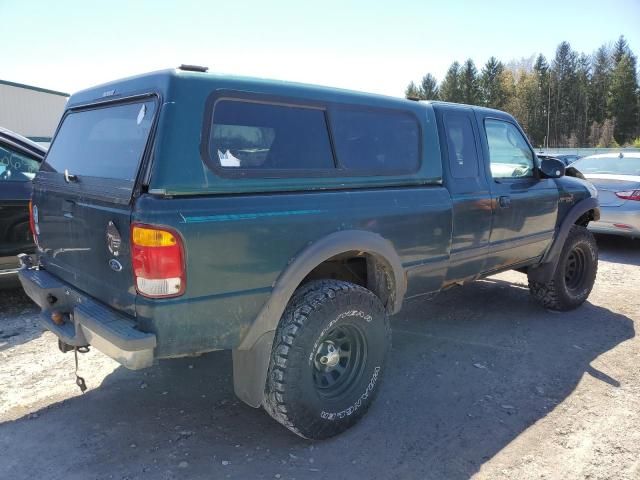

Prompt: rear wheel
xmin=263 ymin=280 xmax=390 ymax=439
xmin=528 ymin=225 xmax=598 ymax=311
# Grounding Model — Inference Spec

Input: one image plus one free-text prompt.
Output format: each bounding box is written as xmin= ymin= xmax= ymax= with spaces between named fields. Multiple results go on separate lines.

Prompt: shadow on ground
xmin=0 ymin=269 xmax=634 ymax=480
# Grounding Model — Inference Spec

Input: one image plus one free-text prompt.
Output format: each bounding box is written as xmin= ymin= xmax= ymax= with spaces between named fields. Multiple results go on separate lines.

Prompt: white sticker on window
xmin=218 ymin=149 xmax=241 ymax=167
xmin=137 ymin=104 xmax=146 ymax=125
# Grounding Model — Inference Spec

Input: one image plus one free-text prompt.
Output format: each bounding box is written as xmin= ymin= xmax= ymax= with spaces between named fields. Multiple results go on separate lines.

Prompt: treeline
xmin=405 ymin=36 xmax=640 ymax=148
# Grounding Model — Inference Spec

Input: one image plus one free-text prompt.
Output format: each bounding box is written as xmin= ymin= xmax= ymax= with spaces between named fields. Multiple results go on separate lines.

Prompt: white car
xmin=572 ymin=152 xmax=640 ymax=238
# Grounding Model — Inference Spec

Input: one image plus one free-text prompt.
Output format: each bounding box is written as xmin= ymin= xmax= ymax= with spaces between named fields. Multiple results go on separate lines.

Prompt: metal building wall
xmin=0 ymin=81 xmax=68 ymax=142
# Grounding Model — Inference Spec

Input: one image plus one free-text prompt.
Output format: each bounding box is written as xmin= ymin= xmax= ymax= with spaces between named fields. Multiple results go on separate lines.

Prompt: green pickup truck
xmin=19 ymin=66 xmax=599 ymax=439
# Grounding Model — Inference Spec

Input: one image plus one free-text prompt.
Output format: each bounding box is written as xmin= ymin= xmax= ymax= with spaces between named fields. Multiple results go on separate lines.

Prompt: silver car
xmin=572 ymin=152 xmax=640 ymax=238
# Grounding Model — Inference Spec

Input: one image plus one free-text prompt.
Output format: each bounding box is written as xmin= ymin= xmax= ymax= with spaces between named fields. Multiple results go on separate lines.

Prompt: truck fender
xmin=527 ymin=197 xmax=600 ymax=283
xmin=232 ymin=229 xmax=406 ymax=408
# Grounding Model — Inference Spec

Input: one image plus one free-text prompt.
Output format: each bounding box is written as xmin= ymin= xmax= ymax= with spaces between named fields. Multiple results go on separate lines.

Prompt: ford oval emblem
xmin=109 ymin=259 xmax=123 ymax=272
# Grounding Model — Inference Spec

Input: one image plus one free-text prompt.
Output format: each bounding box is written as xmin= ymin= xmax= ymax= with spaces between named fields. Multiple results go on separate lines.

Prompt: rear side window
xmin=43 ymin=99 xmax=156 ymax=181
xmin=442 ymin=111 xmax=479 ymax=179
xmin=330 ymin=108 xmax=419 ymax=172
xmin=210 ymin=100 xmax=334 ymax=170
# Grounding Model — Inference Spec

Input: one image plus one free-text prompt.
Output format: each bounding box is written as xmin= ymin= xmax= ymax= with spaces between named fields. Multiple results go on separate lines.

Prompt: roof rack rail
xmin=178 ymin=64 xmax=209 ymax=73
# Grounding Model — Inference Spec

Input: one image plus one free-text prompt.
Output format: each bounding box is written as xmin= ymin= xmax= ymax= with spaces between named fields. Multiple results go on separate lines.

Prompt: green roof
xmin=0 ymin=79 xmax=69 ymax=97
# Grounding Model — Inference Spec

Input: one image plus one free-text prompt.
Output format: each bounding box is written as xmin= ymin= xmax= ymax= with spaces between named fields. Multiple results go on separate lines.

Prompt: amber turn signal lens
xmin=130 ymin=224 xmax=186 ymax=298
xmin=132 ymin=226 xmax=177 ymax=247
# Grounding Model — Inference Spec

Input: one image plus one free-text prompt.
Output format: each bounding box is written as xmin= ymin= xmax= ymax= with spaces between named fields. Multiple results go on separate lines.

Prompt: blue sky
xmin=2 ymin=0 xmax=639 ymax=97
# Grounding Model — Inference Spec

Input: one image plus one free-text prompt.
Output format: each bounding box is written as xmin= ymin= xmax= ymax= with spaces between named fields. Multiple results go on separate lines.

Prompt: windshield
xmin=572 ymin=156 xmax=640 ymax=176
xmin=0 ymin=145 xmax=40 ymax=181
xmin=43 ymin=99 xmax=157 ymax=181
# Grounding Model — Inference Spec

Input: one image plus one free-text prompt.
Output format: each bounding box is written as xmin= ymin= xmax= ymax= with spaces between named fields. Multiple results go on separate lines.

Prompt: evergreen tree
xmin=480 ymin=56 xmax=508 ymax=109
xmin=530 ymin=54 xmax=551 ymax=147
xmin=439 ymin=61 xmax=463 ymax=103
xmin=460 ymin=59 xmax=481 ymax=105
xmin=608 ymin=52 xmax=639 ymax=144
xmin=403 ymin=36 xmax=639 ymax=147
xmin=405 ymin=81 xmax=422 ymax=99
xmin=420 ymin=73 xmax=440 ymax=100
xmin=574 ymin=53 xmax=592 ymax=145
xmin=613 ymin=35 xmax=631 ymax=64
xmin=590 ymin=45 xmax=613 ymax=124
xmin=405 ymin=75 xmax=439 ymax=100
xmin=550 ymin=41 xmax=578 ymax=146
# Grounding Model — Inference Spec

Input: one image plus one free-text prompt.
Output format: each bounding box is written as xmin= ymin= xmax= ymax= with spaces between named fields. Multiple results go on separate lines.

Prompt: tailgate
xmin=32 ymin=96 xmax=158 ymax=315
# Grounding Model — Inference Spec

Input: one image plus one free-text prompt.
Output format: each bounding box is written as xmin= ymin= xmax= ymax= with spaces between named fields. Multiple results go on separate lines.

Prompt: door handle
xmin=498 ymin=196 xmax=511 ymax=208
xmin=62 ymin=199 xmax=75 ymax=218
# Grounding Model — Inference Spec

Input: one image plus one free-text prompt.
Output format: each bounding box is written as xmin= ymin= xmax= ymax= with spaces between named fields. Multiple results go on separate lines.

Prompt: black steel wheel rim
xmin=565 ymin=245 xmax=588 ymax=293
xmin=312 ymin=324 xmax=367 ymax=398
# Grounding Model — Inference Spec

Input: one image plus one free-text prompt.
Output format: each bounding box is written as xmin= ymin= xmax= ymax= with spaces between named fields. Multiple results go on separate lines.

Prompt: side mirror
xmin=539 ymin=157 xmax=565 ymax=179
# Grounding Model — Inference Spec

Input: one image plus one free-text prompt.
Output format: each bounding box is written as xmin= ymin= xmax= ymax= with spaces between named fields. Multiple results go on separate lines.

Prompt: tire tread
xmin=528 ymin=225 xmax=598 ymax=311
xmin=263 ymin=280 xmax=387 ymax=439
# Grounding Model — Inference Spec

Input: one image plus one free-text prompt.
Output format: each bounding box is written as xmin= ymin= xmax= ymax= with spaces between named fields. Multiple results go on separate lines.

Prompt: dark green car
xmin=19 ymin=66 xmax=599 ymax=439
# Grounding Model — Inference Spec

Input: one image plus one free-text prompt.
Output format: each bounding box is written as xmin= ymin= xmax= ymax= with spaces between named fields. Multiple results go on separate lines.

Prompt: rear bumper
xmin=588 ymin=207 xmax=640 ymax=238
xmin=18 ymin=261 xmax=156 ymax=370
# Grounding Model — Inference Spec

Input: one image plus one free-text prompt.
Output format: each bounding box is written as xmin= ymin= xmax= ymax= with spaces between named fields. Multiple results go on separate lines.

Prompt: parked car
xmin=572 ymin=152 xmax=640 ymax=238
xmin=18 ymin=67 xmax=599 ymax=439
xmin=0 ymin=127 xmax=46 ymax=272
xmin=537 ymin=153 xmax=581 ymax=166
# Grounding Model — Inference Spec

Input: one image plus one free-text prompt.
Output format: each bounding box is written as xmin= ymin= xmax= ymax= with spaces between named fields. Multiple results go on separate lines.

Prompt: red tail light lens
xmin=613 ymin=223 xmax=633 ymax=230
xmin=615 ymin=190 xmax=640 ymax=201
xmin=28 ymin=201 xmax=39 ymax=245
xmin=131 ymin=224 xmax=185 ymax=298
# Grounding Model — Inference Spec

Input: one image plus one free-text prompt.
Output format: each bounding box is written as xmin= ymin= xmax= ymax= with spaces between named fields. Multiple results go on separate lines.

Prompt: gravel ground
xmin=0 ymin=234 xmax=638 ymax=480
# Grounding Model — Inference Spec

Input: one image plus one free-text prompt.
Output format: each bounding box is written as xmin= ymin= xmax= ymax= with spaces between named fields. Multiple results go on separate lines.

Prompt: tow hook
xmin=73 ymin=346 xmax=90 ymax=393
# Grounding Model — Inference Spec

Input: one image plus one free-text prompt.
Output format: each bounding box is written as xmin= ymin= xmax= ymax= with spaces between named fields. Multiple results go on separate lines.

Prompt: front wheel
xmin=263 ymin=280 xmax=391 ymax=439
xmin=528 ymin=225 xmax=598 ymax=311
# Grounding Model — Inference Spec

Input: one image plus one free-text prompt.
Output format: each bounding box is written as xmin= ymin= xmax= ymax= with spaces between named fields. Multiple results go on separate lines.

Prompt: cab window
xmin=484 ymin=119 xmax=534 ymax=179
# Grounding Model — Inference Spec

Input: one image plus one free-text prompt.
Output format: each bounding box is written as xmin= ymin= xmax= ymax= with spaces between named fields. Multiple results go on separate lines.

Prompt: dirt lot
xmin=0 ymin=234 xmax=638 ymax=480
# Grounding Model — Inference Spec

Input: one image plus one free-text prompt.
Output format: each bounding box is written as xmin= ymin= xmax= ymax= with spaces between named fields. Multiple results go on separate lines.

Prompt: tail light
xmin=29 ymin=201 xmax=39 ymax=245
xmin=615 ymin=190 xmax=640 ymax=201
xmin=131 ymin=224 xmax=185 ymax=298
xmin=613 ymin=223 xmax=632 ymax=230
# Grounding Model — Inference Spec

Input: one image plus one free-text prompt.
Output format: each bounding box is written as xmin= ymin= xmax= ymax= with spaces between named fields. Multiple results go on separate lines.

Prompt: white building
xmin=0 ymin=80 xmax=69 ymax=146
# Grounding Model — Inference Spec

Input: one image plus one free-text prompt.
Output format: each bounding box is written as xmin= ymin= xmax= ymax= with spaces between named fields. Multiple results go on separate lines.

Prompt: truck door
xmin=437 ymin=107 xmax=492 ymax=285
xmin=0 ymin=142 xmax=42 ymax=269
xmin=476 ymin=114 xmax=559 ymax=271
